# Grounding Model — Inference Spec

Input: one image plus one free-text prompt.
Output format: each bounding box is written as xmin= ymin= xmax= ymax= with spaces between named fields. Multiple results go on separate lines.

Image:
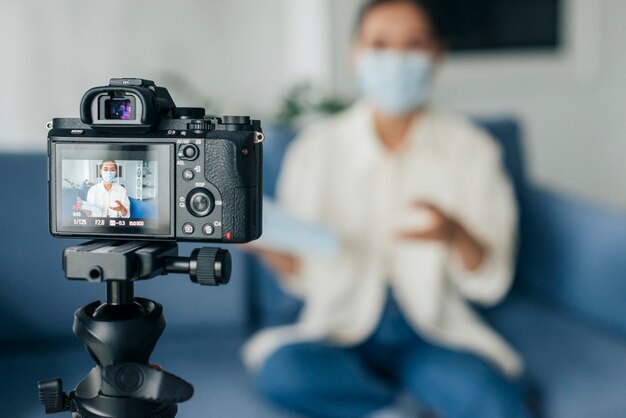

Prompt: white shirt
xmin=86 ymin=182 xmax=131 ymax=218
xmin=242 ymin=103 xmax=523 ymax=377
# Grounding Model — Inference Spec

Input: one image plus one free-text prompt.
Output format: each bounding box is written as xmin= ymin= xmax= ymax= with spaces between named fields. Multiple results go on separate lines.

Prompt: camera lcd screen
xmin=105 ymin=98 xmax=135 ymax=120
xmin=54 ymin=143 xmax=173 ymax=237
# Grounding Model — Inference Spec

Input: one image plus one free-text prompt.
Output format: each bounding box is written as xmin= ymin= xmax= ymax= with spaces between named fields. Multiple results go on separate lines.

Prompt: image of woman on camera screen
xmin=245 ymin=1 xmax=534 ymax=417
xmin=76 ymin=160 xmax=130 ymax=218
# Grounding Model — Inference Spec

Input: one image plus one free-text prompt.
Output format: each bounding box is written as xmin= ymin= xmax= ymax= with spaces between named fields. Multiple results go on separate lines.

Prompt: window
xmin=442 ymin=0 xmax=562 ymax=52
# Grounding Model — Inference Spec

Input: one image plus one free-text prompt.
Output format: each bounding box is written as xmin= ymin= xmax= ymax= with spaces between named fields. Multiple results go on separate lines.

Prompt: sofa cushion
xmin=518 ymin=186 xmax=626 ymax=339
xmin=475 ymin=117 xmax=527 ymax=195
xmin=487 ymin=294 xmax=626 ymax=418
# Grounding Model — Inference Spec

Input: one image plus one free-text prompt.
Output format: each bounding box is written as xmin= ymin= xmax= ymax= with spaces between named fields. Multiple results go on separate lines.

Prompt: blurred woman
xmin=244 ymin=1 xmax=532 ymax=417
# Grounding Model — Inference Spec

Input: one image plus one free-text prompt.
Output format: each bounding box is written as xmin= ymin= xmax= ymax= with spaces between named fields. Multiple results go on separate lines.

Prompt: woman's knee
xmin=254 ymin=342 xmax=397 ymax=417
xmin=463 ymin=363 xmax=528 ymax=418
xmin=401 ymin=347 xmax=528 ymax=418
xmin=254 ymin=344 xmax=314 ymax=405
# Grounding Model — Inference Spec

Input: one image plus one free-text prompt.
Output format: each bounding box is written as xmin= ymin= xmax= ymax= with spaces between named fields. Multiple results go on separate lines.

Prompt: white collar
xmin=344 ymin=101 xmax=434 ymax=171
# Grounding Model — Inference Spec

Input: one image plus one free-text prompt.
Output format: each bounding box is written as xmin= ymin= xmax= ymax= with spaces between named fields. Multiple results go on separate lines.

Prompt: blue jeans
xmin=255 ymin=293 xmax=531 ymax=418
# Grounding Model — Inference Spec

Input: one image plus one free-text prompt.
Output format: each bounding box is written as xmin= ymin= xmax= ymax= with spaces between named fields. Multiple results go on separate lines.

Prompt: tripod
xmin=38 ymin=240 xmax=231 ymax=418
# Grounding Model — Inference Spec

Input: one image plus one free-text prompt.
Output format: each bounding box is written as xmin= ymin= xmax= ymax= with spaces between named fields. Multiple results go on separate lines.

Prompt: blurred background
xmin=2 ymin=0 xmax=625 ymax=208
xmin=3 ymin=1 xmax=626 ymax=417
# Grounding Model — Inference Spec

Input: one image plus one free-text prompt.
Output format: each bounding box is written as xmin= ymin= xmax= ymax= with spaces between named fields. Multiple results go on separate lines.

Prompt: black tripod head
xmin=63 ymin=240 xmax=231 ymax=286
xmin=38 ymin=240 xmax=232 ymax=418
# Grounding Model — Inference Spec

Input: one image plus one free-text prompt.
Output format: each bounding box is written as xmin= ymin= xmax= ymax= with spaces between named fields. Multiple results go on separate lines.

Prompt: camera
xmin=48 ymin=78 xmax=263 ymax=243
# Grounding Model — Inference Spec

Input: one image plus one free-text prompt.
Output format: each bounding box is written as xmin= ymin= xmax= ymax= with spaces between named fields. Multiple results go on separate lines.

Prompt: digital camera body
xmin=48 ymin=78 xmax=263 ymax=243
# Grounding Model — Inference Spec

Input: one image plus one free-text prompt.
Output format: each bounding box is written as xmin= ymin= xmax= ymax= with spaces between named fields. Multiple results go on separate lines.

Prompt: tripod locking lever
xmin=38 ymin=378 xmax=70 ymax=413
xmin=101 ymin=362 xmax=194 ymax=403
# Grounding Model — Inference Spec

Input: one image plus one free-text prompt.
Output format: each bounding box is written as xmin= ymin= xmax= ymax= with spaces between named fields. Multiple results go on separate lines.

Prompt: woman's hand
xmin=109 ymin=200 xmax=128 ymax=217
xmin=73 ymin=196 xmax=84 ymax=210
xmin=246 ymin=246 xmax=301 ymax=281
xmin=73 ymin=197 xmax=93 ymax=216
xmin=395 ymin=201 xmax=486 ymax=272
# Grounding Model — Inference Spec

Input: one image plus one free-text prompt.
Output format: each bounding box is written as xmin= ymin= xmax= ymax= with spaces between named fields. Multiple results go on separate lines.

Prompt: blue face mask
xmin=356 ymin=50 xmax=433 ymax=117
xmin=101 ymin=171 xmax=116 ymax=183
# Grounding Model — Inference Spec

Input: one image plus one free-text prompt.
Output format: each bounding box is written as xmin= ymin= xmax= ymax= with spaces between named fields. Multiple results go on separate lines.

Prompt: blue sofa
xmin=3 ymin=117 xmax=626 ymax=418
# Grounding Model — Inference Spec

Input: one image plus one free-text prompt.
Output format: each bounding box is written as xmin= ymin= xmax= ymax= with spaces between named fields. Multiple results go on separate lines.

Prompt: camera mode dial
xmin=187 ymin=120 xmax=213 ymax=132
xmin=186 ymin=188 xmax=214 ymax=217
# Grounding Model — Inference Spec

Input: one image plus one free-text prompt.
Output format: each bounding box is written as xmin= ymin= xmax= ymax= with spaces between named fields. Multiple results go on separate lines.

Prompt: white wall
xmin=2 ymin=0 xmax=625 ymax=209
xmin=0 ymin=0 xmax=287 ymax=150
xmin=435 ymin=0 xmax=626 ymax=210
xmin=61 ymin=160 xmax=91 ymax=187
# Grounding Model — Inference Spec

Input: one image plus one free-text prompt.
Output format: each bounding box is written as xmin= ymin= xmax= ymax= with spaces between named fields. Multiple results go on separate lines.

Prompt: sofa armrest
xmin=518 ymin=185 xmax=626 ymax=336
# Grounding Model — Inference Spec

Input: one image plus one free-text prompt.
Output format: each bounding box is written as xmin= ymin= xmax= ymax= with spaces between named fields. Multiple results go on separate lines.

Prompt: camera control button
xmin=184 ymin=146 xmax=197 ymax=158
xmin=202 ymin=224 xmax=214 ymax=236
xmin=182 ymin=169 xmax=194 ymax=181
xmin=186 ymin=188 xmax=214 ymax=217
xmin=192 ymin=195 xmax=210 ymax=212
xmin=178 ymin=144 xmax=199 ymax=161
xmin=183 ymin=223 xmax=195 ymax=235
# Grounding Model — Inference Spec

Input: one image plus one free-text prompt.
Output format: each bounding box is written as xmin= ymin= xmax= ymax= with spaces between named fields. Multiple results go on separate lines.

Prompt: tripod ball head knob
xmin=189 ymin=247 xmax=232 ymax=286
xmin=38 ymin=377 xmax=70 ymax=413
xmin=101 ymin=362 xmax=194 ymax=403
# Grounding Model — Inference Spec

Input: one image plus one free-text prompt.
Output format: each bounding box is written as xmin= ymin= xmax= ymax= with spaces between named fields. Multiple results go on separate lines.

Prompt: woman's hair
xmin=354 ymin=0 xmax=448 ymax=41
